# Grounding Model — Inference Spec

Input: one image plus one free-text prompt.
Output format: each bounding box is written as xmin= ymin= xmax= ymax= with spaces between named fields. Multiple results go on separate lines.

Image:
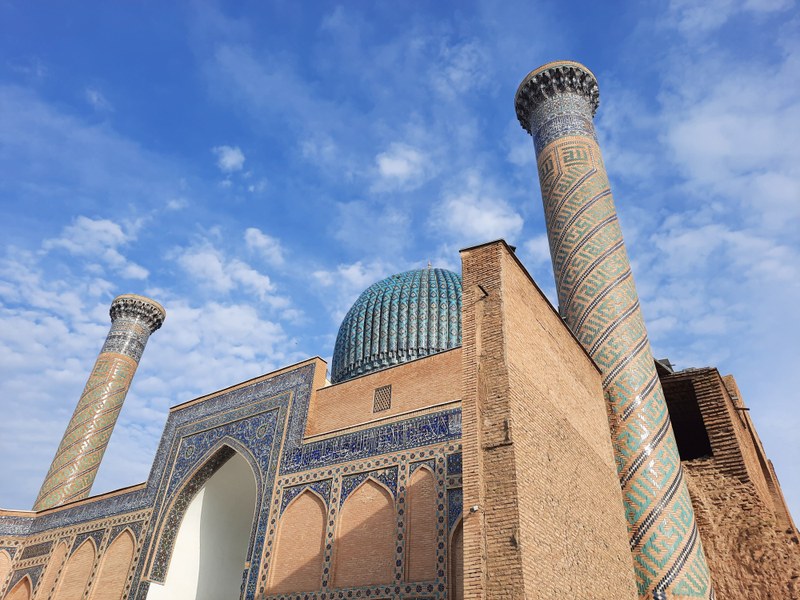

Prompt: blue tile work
xmin=7 ymin=565 xmax=42 ymax=594
xmin=340 ymin=467 xmax=398 ymax=505
xmin=283 ymin=409 xmax=461 ymax=473
xmin=109 ymin=520 xmax=144 ymax=542
xmin=410 ymin=459 xmax=435 ymax=477
xmin=0 ymin=546 xmax=18 ymax=559
xmin=331 ymin=268 xmax=462 ymax=383
xmin=262 ymin=443 xmax=460 ymax=600
xmin=0 ymin=515 xmax=32 ymax=537
xmin=280 ymin=479 xmax=332 ymax=516
xmin=71 ymin=529 xmax=104 ymax=553
xmin=447 ymin=489 xmax=463 ymax=530
xmin=20 ymin=541 xmax=52 ymax=560
xmin=445 ymin=453 xmax=461 ymax=476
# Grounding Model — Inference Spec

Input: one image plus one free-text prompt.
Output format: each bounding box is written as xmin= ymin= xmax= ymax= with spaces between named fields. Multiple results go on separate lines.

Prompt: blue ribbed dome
xmin=331 ymin=268 xmax=462 ymax=383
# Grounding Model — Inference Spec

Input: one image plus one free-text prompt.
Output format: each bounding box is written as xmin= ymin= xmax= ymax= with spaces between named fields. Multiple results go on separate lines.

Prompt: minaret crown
xmin=514 ymin=60 xmax=600 ymax=134
xmin=109 ymin=294 xmax=166 ymax=333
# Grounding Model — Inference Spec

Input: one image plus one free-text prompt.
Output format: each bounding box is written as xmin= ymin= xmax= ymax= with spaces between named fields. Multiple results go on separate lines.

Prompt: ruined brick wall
xmin=661 ymin=368 xmax=800 ymax=598
xmin=460 ymin=240 xmax=636 ymax=600
xmin=683 ymin=459 xmax=800 ymax=599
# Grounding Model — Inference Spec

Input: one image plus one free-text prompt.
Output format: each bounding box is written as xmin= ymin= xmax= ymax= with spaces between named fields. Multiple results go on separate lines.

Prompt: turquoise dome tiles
xmin=331 ymin=268 xmax=462 ymax=383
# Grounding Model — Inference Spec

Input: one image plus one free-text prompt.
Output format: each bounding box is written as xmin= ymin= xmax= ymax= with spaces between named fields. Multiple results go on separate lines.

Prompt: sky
xmin=0 ymin=0 xmax=798 ymax=522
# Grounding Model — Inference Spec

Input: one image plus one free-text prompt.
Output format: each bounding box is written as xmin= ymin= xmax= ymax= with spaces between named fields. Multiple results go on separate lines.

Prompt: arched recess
xmin=0 ymin=550 xmax=12 ymax=595
xmin=146 ymin=450 xmax=257 ymax=600
xmin=333 ymin=478 xmax=396 ymax=589
xmin=53 ymin=539 xmax=95 ymax=600
xmin=5 ymin=576 xmax=31 ymax=600
xmin=448 ymin=519 xmax=463 ymax=600
xmin=34 ymin=542 xmax=68 ymax=600
xmin=405 ymin=466 xmax=438 ymax=581
xmin=268 ymin=490 xmax=326 ymax=594
xmin=89 ymin=530 xmax=135 ymax=600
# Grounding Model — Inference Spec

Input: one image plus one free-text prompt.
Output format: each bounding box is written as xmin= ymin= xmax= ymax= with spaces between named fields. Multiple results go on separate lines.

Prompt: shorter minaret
xmin=33 ymin=294 xmax=165 ymax=511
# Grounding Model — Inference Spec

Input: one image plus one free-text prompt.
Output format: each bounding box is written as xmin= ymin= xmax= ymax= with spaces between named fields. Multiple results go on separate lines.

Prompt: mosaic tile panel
xmin=19 ymin=541 xmax=52 ymax=560
xmin=447 ymin=488 xmax=463 ymax=531
xmin=280 ymin=479 xmax=332 ymax=515
xmin=72 ymin=529 xmax=104 ymax=553
xmin=7 ymin=565 xmax=42 ymax=594
xmin=515 ymin=60 xmax=713 ymax=600
xmin=445 ymin=453 xmax=461 ymax=476
xmin=0 ymin=546 xmax=18 ymax=559
xmin=110 ymin=520 xmax=144 ymax=541
xmin=33 ymin=295 xmax=165 ymax=511
xmin=340 ymin=467 xmax=398 ymax=505
xmin=0 ymin=516 xmax=32 ymax=537
xmin=410 ymin=459 xmax=435 ymax=477
xmin=331 ymin=268 xmax=462 ymax=383
xmin=283 ymin=409 xmax=461 ymax=473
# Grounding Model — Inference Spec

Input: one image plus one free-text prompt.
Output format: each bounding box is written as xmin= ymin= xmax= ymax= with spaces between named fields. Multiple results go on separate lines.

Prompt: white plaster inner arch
xmin=146 ymin=451 xmax=257 ymax=600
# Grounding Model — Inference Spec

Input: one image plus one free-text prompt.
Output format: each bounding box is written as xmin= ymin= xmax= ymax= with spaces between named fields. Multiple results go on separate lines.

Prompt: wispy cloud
xmin=245 ymin=227 xmax=285 ymax=266
xmin=43 ymin=216 xmax=148 ymax=280
xmin=430 ymin=172 xmax=524 ymax=246
xmin=85 ymin=87 xmax=113 ymax=112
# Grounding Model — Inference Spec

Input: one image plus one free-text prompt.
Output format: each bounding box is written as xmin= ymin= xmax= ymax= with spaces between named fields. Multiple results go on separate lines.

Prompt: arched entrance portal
xmin=147 ymin=452 xmax=257 ymax=600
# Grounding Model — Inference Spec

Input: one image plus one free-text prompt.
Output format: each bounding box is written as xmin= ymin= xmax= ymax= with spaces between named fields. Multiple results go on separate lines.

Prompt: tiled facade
xmin=1 ymin=60 xmax=797 ymax=600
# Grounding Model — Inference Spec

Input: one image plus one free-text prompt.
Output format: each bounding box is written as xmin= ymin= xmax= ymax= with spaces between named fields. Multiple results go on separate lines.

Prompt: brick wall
xmin=460 ymin=240 xmax=636 ymax=600
xmin=307 ymin=349 xmax=461 ymax=438
xmin=661 ymin=367 xmax=800 ymax=598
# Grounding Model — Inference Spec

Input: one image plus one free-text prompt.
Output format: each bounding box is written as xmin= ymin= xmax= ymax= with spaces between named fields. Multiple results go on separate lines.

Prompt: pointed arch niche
xmin=53 ymin=539 xmax=96 ymax=600
xmin=34 ymin=541 xmax=68 ymax=600
xmin=332 ymin=478 xmax=396 ymax=589
xmin=449 ymin=519 xmax=463 ymax=600
xmin=0 ymin=549 xmax=12 ymax=594
xmin=268 ymin=490 xmax=326 ymax=594
xmin=89 ymin=530 xmax=135 ymax=600
xmin=405 ymin=466 xmax=438 ymax=581
xmin=146 ymin=449 xmax=257 ymax=600
xmin=5 ymin=576 xmax=31 ymax=600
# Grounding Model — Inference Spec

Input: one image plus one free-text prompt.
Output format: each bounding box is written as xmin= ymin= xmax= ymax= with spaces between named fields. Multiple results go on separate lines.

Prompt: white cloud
xmin=245 ymin=228 xmax=285 ymax=266
xmin=375 ymin=143 xmax=427 ymax=182
xmin=430 ymin=172 xmax=524 ymax=245
xmin=430 ymin=40 xmax=489 ymax=97
xmin=43 ymin=216 xmax=149 ymax=280
xmin=174 ymin=240 xmax=275 ymax=300
xmin=212 ymin=145 xmax=246 ymax=173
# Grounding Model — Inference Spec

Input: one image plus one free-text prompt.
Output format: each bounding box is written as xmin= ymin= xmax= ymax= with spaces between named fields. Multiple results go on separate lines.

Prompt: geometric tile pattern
xmin=331 ymin=268 xmax=462 ymax=383
xmin=261 ymin=442 xmax=461 ymax=600
xmin=33 ymin=295 xmax=165 ymax=511
xmin=515 ymin=61 xmax=714 ymax=600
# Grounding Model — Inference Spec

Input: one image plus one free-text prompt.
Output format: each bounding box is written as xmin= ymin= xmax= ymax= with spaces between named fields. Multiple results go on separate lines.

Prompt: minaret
xmin=515 ymin=62 xmax=714 ymax=599
xmin=33 ymin=294 xmax=165 ymax=511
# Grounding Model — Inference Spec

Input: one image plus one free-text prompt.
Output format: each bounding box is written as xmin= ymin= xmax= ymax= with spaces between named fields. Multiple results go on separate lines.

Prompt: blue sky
xmin=1 ymin=0 xmax=798 ymax=521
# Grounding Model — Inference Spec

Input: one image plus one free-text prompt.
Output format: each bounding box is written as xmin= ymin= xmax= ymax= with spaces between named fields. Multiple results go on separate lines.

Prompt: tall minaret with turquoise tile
xmin=33 ymin=294 xmax=165 ymax=511
xmin=515 ymin=61 xmax=714 ymax=599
